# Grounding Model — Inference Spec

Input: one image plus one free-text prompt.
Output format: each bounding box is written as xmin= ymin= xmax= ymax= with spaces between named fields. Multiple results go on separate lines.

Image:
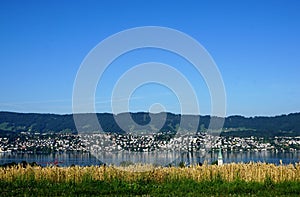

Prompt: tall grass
xmin=0 ymin=162 xmax=299 ymax=183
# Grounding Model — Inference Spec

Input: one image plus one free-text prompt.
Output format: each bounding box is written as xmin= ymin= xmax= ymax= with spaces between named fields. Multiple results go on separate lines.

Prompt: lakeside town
xmin=0 ymin=132 xmax=299 ymax=153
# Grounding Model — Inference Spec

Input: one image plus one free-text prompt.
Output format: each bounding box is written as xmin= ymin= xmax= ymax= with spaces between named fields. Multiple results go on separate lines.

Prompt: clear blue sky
xmin=0 ymin=0 xmax=300 ymax=117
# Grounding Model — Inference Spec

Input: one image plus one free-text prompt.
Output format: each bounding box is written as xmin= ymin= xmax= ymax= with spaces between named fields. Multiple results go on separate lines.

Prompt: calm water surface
xmin=0 ymin=151 xmax=299 ymax=166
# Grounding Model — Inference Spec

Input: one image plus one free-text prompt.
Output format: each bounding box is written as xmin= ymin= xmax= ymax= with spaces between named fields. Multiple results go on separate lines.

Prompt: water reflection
xmin=0 ymin=151 xmax=299 ymax=166
xmin=0 ymin=152 xmax=100 ymax=167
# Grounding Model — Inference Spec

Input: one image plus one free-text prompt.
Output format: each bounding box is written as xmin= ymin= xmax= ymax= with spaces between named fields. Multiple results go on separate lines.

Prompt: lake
xmin=0 ymin=151 xmax=299 ymax=167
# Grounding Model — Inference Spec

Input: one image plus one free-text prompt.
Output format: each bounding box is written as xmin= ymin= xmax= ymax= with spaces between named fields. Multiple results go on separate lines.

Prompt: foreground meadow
xmin=1 ymin=162 xmax=300 ymax=196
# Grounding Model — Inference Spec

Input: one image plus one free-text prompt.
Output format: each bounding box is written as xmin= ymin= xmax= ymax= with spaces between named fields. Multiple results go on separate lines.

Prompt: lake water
xmin=1 ymin=151 xmax=299 ymax=167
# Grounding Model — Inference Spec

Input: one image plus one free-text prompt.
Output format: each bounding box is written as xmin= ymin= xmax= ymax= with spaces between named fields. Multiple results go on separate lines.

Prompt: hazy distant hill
xmin=0 ymin=111 xmax=300 ymax=137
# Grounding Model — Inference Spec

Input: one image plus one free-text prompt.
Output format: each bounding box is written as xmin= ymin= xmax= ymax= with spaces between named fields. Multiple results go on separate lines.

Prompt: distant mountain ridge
xmin=0 ymin=111 xmax=300 ymax=137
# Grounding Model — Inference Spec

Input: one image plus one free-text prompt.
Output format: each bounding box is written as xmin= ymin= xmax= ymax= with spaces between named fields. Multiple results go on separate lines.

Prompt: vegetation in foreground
xmin=0 ymin=163 xmax=300 ymax=196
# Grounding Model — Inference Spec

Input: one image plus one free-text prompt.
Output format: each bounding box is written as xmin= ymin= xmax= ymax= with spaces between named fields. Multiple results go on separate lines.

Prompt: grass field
xmin=1 ymin=162 xmax=300 ymax=196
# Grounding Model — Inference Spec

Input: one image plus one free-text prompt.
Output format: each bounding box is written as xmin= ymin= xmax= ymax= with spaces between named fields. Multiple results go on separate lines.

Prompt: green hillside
xmin=0 ymin=111 xmax=300 ymax=137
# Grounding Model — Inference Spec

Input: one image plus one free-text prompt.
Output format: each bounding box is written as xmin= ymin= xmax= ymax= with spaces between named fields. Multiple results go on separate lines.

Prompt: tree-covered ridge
xmin=0 ymin=111 xmax=300 ymax=137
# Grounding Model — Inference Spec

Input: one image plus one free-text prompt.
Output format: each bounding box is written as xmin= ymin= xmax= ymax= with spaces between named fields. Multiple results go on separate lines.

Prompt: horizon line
xmin=0 ymin=110 xmax=299 ymax=119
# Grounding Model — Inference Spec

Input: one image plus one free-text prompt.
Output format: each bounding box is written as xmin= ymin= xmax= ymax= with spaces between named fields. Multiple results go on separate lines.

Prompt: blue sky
xmin=0 ymin=0 xmax=300 ymax=116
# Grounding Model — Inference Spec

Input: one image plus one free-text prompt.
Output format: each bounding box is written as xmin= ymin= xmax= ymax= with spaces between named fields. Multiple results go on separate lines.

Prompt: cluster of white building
xmin=80 ymin=133 xmax=300 ymax=153
xmin=0 ymin=133 xmax=85 ymax=153
xmin=0 ymin=132 xmax=299 ymax=154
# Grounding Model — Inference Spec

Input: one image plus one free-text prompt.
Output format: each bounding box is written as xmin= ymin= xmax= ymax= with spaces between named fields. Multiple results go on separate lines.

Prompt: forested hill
xmin=0 ymin=111 xmax=300 ymax=137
